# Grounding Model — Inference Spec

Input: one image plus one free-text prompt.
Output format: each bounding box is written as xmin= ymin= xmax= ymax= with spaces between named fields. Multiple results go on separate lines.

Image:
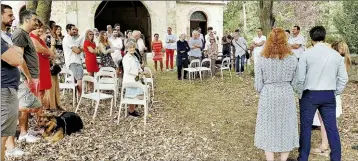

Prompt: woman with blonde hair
xmin=204 ymin=37 xmax=219 ymax=76
xmin=254 ymin=28 xmax=299 ymax=161
xmin=312 ymin=40 xmax=351 ymax=154
xmin=98 ymin=31 xmax=116 ymax=69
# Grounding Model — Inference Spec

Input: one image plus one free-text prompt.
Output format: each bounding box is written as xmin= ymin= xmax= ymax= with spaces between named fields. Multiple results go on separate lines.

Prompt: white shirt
xmin=109 ymin=37 xmax=123 ymax=62
xmin=94 ymin=36 xmax=99 ymax=46
xmin=109 ymin=37 xmax=123 ymax=50
xmin=252 ymin=35 xmax=266 ymax=54
xmin=137 ymin=38 xmax=146 ymax=52
xmin=165 ymin=34 xmax=177 ymax=49
xmin=74 ymin=35 xmax=85 ymax=61
xmin=232 ymin=37 xmax=247 ymax=57
xmin=199 ymin=33 xmax=204 ymax=42
xmin=122 ymin=53 xmax=143 ymax=83
xmin=63 ymin=34 xmax=82 ymax=67
xmin=288 ymin=34 xmax=305 ymax=58
xmin=296 ymin=43 xmax=348 ymax=98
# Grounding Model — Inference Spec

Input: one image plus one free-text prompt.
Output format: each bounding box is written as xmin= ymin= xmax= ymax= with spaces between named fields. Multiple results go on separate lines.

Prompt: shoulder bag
xmin=234 ymin=39 xmax=250 ymax=59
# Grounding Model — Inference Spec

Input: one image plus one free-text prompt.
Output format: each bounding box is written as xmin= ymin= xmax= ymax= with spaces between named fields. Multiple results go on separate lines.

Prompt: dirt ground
xmin=7 ymin=60 xmax=358 ymax=161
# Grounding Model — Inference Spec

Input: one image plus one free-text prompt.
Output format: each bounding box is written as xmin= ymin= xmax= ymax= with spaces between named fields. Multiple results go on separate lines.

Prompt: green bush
xmin=333 ymin=1 xmax=358 ymax=54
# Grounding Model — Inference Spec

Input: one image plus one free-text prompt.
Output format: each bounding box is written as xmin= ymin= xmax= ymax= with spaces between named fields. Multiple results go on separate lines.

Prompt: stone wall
xmin=5 ymin=0 xmax=224 ymax=50
xmin=175 ymin=2 xmax=224 ymax=51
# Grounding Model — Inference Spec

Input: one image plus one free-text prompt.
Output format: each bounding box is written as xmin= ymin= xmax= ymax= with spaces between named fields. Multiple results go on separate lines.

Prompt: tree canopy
xmin=223 ymin=1 xmax=357 ymax=54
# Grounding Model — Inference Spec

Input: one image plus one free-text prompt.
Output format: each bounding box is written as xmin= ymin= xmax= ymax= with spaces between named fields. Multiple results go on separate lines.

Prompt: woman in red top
xmin=30 ymin=25 xmax=54 ymax=103
xmin=83 ymin=30 xmax=99 ymax=90
xmin=151 ymin=33 xmax=164 ymax=71
xmin=84 ymin=30 xmax=99 ymax=75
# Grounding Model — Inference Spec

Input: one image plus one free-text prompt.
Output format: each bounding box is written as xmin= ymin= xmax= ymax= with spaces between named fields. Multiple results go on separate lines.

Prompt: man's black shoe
xmin=128 ymin=111 xmax=140 ymax=117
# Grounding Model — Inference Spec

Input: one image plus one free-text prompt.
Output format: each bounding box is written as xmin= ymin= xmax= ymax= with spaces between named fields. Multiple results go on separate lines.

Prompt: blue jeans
xmin=235 ymin=55 xmax=245 ymax=73
xmin=298 ymin=90 xmax=341 ymax=161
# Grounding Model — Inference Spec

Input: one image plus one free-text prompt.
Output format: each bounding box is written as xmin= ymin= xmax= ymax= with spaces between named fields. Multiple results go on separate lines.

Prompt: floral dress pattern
xmin=54 ymin=38 xmax=65 ymax=67
xmin=100 ymin=45 xmax=117 ymax=69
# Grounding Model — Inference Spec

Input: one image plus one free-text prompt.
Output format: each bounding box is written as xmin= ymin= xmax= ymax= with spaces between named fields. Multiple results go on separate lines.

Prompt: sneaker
xmin=28 ymin=129 xmax=43 ymax=136
xmin=166 ymin=69 xmax=170 ymax=72
xmin=5 ymin=148 xmax=25 ymax=158
xmin=18 ymin=133 xmax=40 ymax=143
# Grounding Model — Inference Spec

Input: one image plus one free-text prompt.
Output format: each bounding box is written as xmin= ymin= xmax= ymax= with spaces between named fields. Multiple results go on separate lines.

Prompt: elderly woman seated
xmin=122 ymin=41 xmax=148 ymax=117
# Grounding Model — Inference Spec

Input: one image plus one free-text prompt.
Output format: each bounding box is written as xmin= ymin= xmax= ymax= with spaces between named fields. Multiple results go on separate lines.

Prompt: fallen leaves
xmin=7 ymin=63 xmax=358 ymax=160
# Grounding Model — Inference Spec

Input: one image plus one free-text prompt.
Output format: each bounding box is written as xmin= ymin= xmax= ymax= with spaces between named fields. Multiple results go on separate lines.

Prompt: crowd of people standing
xmin=1 ymin=3 xmax=354 ymax=161
xmin=1 ymin=4 xmax=152 ymax=159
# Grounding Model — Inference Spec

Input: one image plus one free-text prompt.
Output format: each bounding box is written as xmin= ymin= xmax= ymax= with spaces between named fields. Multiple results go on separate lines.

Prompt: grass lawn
xmin=9 ymin=60 xmax=358 ymax=160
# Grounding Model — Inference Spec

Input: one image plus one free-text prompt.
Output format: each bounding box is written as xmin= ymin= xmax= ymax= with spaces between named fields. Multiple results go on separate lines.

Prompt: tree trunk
xmin=243 ymin=2 xmax=247 ymax=33
xmin=258 ymin=1 xmax=275 ymax=36
xmin=26 ymin=0 xmax=38 ymax=11
xmin=36 ymin=0 xmax=52 ymax=25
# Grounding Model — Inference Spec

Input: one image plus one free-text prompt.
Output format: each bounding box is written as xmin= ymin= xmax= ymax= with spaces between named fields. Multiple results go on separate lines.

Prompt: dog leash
xmin=60 ymin=116 xmax=67 ymax=135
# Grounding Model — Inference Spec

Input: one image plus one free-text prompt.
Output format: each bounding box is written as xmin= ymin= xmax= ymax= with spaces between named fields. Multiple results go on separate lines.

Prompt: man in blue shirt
xmin=188 ymin=30 xmax=203 ymax=62
xmin=296 ymin=26 xmax=348 ymax=161
xmin=1 ymin=4 xmax=24 ymax=159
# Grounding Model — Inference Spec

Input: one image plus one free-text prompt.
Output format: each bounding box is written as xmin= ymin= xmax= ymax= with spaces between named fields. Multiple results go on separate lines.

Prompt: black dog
xmin=39 ymin=112 xmax=83 ymax=143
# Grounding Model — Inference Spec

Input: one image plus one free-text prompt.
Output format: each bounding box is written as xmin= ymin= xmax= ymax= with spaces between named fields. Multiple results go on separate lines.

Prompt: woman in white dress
xmin=122 ymin=41 xmax=146 ymax=117
xmin=312 ymin=40 xmax=351 ymax=154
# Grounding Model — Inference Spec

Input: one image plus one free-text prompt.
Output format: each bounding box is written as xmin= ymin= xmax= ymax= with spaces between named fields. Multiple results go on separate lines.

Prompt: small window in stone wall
xmin=190 ymin=11 xmax=207 ymax=22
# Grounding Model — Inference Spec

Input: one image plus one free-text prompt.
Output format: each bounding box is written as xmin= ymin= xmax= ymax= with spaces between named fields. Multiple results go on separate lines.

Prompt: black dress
xmin=176 ymin=40 xmax=190 ymax=79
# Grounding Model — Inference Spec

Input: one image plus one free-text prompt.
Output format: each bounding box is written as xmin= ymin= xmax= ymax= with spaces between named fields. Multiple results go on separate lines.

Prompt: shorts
xmin=18 ymin=82 xmax=42 ymax=108
xmin=1 ymin=88 xmax=19 ymax=136
xmin=69 ymin=63 xmax=84 ymax=81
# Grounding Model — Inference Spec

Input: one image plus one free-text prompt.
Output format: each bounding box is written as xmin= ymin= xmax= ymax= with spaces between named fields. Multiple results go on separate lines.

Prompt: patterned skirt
xmin=254 ymin=82 xmax=299 ymax=152
xmin=100 ymin=54 xmax=117 ymax=69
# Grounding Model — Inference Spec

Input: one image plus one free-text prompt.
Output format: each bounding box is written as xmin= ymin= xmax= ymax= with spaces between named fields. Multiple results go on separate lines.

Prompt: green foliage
xmin=333 ymin=1 xmax=358 ymax=54
xmin=223 ymin=1 xmax=259 ymax=41
xmin=223 ymin=1 xmax=355 ymax=49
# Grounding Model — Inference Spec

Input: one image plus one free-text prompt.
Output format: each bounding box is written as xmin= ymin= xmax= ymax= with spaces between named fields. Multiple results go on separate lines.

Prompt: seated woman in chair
xmin=122 ymin=41 xmax=147 ymax=117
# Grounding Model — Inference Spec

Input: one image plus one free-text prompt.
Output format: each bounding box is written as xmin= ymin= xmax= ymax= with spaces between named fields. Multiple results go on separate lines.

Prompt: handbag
xmin=50 ymin=64 xmax=61 ymax=76
xmin=234 ymin=39 xmax=250 ymax=59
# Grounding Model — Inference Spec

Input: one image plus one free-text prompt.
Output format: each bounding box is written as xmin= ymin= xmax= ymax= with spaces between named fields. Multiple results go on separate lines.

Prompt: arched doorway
xmin=94 ymin=1 xmax=152 ymax=50
xmin=190 ymin=11 xmax=207 ymax=37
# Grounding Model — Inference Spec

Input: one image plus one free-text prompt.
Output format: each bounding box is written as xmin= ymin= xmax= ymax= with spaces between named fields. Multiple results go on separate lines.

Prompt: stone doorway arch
xmin=189 ymin=11 xmax=208 ymax=37
xmin=94 ymin=1 xmax=152 ymax=50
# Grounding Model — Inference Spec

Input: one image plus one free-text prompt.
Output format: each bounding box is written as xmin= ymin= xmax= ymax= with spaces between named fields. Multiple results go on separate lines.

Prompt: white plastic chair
xmin=220 ymin=57 xmax=232 ymax=80
xmin=183 ymin=59 xmax=200 ymax=82
xmin=95 ymin=71 xmax=118 ymax=107
xmin=117 ymin=80 xmax=149 ymax=125
xmin=75 ymin=76 xmax=114 ymax=120
xmin=143 ymin=67 xmax=154 ymax=100
xmin=99 ymin=67 xmax=121 ymax=87
xmin=83 ymin=69 xmax=89 ymax=76
xmin=196 ymin=58 xmax=212 ymax=80
xmin=59 ymin=68 xmax=78 ymax=108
